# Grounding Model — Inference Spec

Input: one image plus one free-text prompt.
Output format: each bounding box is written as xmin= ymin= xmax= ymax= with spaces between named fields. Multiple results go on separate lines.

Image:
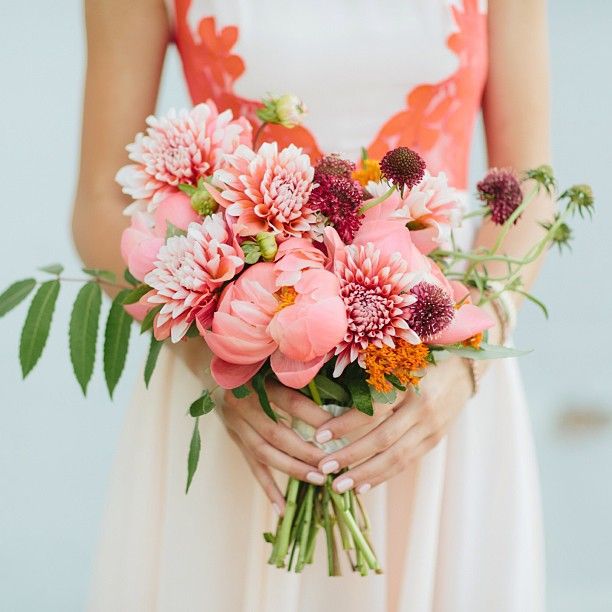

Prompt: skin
xmin=74 ymin=0 xmax=551 ymax=514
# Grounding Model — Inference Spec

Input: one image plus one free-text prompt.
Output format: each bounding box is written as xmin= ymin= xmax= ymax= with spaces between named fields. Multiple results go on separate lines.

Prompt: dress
xmin=89 ymin=1 xmax=545 ymax=610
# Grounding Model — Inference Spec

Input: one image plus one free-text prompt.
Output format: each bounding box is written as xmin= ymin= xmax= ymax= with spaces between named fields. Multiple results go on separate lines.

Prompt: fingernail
xmin=357 ymin=483 xmax=371 ymax=495
xmin=315 ymin=429 xmax=332 ymax=444
xmin=321 ymin=460 xmax=339 ymax=475
xmin=306 ymin=471 xmax=326 ymax=485
xmin=334 ymin=477 xmax=354 ymax=493
xmin=272 ymin=503 xmax=282 ymax=516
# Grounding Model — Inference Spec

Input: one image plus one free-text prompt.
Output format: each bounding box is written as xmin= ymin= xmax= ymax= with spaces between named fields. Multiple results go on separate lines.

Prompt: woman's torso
xmin=169 ymin=0 xmax=487 ymax=189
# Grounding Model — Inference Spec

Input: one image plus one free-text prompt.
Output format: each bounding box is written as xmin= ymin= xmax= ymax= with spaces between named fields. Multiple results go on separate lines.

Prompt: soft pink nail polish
xmin=321 ymin=460 xmax=339 ymax=475
xmin=306 ymin=471 xmax=326 ymax=485
xmin=315 ymin=429 xmax=332 ymax=444
xmin=334 ymin=477 xmax=354 ymax=493
xmin=357 ymin=483 xmax=371 ymax=495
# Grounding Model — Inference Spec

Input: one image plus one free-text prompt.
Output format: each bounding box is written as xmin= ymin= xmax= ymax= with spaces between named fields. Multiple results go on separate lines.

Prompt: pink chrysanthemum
xmin=408 ymin=282 xmax=455 ymax=340
xmin=144 ymin=213 xmax=244 ymax=342
xmin=333 ymin=243 xmax=421 ymax=376
xmin=477 ymin=168 xmax=523 ymax=225
xmin=208 ymin=142 xmax=317 ymax=239
xmin=309 ymin=173 xmax=365 ymax=243
xmin=116 ymin=101 xmax=252 ymax=213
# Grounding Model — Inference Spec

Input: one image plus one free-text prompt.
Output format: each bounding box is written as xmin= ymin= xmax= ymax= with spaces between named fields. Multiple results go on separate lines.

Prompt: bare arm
xmin=478 ymin=0 xmax=553 ymax=300
xmin=72 ymin=0 xmax=170 ymax=288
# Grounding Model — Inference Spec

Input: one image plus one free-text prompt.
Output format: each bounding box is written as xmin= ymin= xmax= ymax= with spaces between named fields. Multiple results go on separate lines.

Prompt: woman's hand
xmin=314 ymin=357 xmax=474 ymax=494
xmin=219 ymin=381 xmax=330 ymax=514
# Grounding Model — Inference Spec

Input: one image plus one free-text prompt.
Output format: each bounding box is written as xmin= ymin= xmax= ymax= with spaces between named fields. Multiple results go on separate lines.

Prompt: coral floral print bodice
xmin=168 ymin=0 xmax=487 ymax=190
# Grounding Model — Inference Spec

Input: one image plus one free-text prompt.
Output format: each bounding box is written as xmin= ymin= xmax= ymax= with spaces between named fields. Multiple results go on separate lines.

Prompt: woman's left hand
xmin=314 ymin=356 xmax=475 ymax=494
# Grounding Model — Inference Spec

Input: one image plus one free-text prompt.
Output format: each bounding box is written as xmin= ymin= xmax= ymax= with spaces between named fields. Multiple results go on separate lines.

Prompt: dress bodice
xmin=168 ymin=0 xmax=487 ymax=189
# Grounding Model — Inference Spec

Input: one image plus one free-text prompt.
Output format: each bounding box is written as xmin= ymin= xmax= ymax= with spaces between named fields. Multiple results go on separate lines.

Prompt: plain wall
xmin=0 ymin=1 xmax=610 ymax=610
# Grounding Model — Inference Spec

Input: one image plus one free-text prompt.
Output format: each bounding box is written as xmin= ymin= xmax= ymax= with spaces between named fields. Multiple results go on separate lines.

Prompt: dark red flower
xmin=477 ymin=168 xmax=523 ymax=225
xmin=315 ymin=153 xmax=355 ymax=179
xmin=380 ymin=147 xmax=426 ymax=194
xmin=408 ymin=282 xmax=455 ymax=340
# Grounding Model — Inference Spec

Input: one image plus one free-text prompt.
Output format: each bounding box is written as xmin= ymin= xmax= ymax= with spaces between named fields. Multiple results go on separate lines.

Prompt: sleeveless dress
xmin=89 ymin=1 xmax=545 ymax=610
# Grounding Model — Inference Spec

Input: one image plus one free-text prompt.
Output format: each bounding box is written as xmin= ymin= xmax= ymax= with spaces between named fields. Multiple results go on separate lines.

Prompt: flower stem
xmin=296 ymin=485 xmax=315 ymax=572
xmin=322 ymin=484 xmax=341 ymax=576
xmin=271 ymin=477 xmax=300 ymax=567
xmin=358 ymin=185 xmax=396 ymax=214
xmin=307 ymin=379 xmax=323 ymax=406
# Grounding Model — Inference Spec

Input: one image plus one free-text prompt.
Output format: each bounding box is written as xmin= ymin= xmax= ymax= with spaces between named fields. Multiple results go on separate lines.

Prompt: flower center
xmin=275 ymin=286 xmax=298 ymax=311
xmin=342 ymin=282 xmax=395 ymax=339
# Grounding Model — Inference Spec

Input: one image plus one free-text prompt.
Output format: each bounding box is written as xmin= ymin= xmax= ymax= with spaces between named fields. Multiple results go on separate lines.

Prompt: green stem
xmin=272 ymin=477 xmax=300 ymax=567
xmin=307 ymin=379 xmax=323 ymax=406
xmin=296 ymin=485 xmax=315 ymax=572
xmin=358 ymin=185 xmax=396 ymax=214
xmin=490 ymin=186 xmax=539 ymax=255
xmin=322 ymin=485 xmax=341 ymax=576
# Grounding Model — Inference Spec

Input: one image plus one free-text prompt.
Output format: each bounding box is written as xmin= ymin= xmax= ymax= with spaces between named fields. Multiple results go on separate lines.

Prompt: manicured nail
xmin=272 ymin=503 xmax=283 ymax=516
xmin=306 ymin=471 xmax=326 ymax=485
xmin=357 ymin=483 xmax=371 ymax=495
xmin=334 ymin=477 xmax=354 ymax=493
xmin=315 ymin=429 xmax=332 ymax=444
xmin=321 ymin=460 xmax=339 ymax=475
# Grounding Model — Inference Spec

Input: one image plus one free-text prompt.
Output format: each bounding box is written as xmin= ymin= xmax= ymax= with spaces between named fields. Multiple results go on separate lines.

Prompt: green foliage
xmin=82 ymin=268 xmax=116 ymax=283
xmin=311 ymin=375 xmax=351 ymax=406
xmin=441 ymin=343 xmax=532 ymax=360
xmin=166 ymin=222 xmax=187 ymax=239
xmin=123 ymin=284 xmax=151 ymax=305
xmin=188 ymin=389 xmax=215 ymax=417
xmin=144 ymin=334 xmax=163 ymax=388
xmin=103 ymin=289 xmax=133 ymax=398
xmin=38 ymin=263 xmax=64 ymax=275
xmin=140 ymin=304 xmax=162 ymax=334
xmin=123 ymin=268 xmax=139 ymax=287
xmin=186 ymin=417 xmax=201 ymax=493
xmin=19 ymin=280 xmax=60 ymax=378
xmin=241 ymin=240 xmax=262 ymax=264
xmin=69 ymin=282 xmax=102 ymax=395
xmin=370 ymin=386 xmax=397 ymax=405
xmin=252 ymin=365 xmax=277 ymax=421
xmin=0 ymin=278 xmax=36 ymax=317
xmin=231 ymin=384 xmax=251 ymax=399
xmin=342 ymin=362 xmax=373 ymax=416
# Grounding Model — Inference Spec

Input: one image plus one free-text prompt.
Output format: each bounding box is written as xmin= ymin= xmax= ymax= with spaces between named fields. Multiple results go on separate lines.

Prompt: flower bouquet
xmin=0 ymin=95 xmax=593 ymax=576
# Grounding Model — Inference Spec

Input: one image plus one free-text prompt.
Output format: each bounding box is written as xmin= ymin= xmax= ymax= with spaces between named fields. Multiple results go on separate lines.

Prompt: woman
xmin=74 ymin=0 xmax=550 ymax=610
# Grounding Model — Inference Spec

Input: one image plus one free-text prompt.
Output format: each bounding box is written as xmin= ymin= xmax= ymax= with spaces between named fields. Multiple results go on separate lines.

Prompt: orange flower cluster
xmin=352 ymin=159 xmax=382 ymax=186
xmin=462 ymin=332 xmax=483 ymax=349
xmin=364 ymin=339 xmax=430 ymax=393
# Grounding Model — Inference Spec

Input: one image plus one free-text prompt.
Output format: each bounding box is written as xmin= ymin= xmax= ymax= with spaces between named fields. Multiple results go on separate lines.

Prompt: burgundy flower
xmin=380 ymin=147 xmax=426 ymax=194
xmin=315 ymin=153 xmax=356 ymax=179
xmin=408 ymin=282 xmax=455 ymax=340
xmin=477 ymin=168 xmax=523 ymax=225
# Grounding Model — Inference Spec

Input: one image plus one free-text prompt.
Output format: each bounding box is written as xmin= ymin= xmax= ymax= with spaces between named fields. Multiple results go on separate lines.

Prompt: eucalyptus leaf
xmin=144 ymin=335 xmax=163 ymax=388
xmin=103 ymin=289 xmax=133 ymax=397
xmin=19 ymin=280 xmax=60 ymax=377
xmin=441 ymin=343 xmax=532 ymax=360
xmin=39 ymin=263 xmax=64 ymax=275
xmin=0 ymin=278 xmax=36 ymax=318
xmin=69 ymin=282 xmax=102 ymax=395
xmin=186 ymin=417 xmax=201 ymax=493
xmin=189 ymin=389 xmax=215 ymax=417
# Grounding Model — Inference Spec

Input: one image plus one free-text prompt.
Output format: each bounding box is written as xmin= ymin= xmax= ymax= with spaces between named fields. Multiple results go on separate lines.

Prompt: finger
xmin=267 ymin=382 xmax=330 ymax=428
xmin=317 ymin=402 xmax=420 ymax=475
xmin=237 ymin=422 xmax=326 ymax=486
xmin=230 ymin=432 xmax=286 ymax=515
xmin=313 ymin=403 xmax=391 ymax=445
xmin=330 ymin=423 xmax=430 ymax=493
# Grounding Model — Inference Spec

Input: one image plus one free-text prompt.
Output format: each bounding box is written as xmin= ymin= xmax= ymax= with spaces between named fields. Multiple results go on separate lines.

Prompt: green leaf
xmin=312 ymin=374 xmax=351 ymax=405
xmin=140 ymin=304 xmax=162 ymax=334
xmin=370 ymin=386 xmax=397 ymax=404
xmin=0 ymin=278 xmax=36 ymax=318
xmin=166 ymin=222 xmax=187 ymax=239
xmin=69 ymin=282 xmax=102 ymax=395
xmin=144 ymin=335 xmax=163 ymax=388
xmin=103 ymin=289 xmax=133 ymax=397
xmin=440 ymin=343 xmax=532 ymax=360
xmin=19 ymin=280 xmax=60 ymax=377
xmin=515 ymin=289 xmax=549 ymax=319
xmin=82 ymin=268 xmax=116 ymax=283
xmin=231 ymin=384 xmax=251 ymax=399
xmin=186 ymin=416 xmax=201 ymax=493
xmin=252 ymin=365 xmax=277 ymax=422
xmin=123 ymin=284 xmax=151 ymax=305
xmin=385 ymin=373 xmax=407 ymax=392
xmin=342 ymin=362 xmax=373 ymax=416
xmin=185 ymin=324 xmax=200 ymax=338
xmin=123 ymin=268 xmax=139 ymax=287
xmin=189 ymin=389 xmax=216 ymax=417
xmin=39 ymin=263 xmax=64 ymax=275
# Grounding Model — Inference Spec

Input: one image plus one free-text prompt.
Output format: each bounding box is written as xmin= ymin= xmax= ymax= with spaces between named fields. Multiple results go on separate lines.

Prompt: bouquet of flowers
xmin=0 ymin=94 xmax=593 ymax=576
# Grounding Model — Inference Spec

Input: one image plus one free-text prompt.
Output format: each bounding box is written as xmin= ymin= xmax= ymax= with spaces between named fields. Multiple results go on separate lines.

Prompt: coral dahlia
xmin=144 ymin=213 xmax=244 ymax=342
xmin=116 ymin=101 xmax=252 ymax=213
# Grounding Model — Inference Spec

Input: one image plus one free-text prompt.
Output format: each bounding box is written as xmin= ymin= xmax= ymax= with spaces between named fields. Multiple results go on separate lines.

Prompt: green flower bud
xmin=561 ymin=184 xmax=594 ymax=217
xmin=255 ymin=94 xmax=307 ymax=129
xmin=542 ymin=215 xmax=572 ymax=252
xmin=190 ymin=178 xmax=218 ymax=216
xmin=255 ymin=232 xmax=278 ymax=261
xmin=524 ymin=165 xmax=556 ymax=195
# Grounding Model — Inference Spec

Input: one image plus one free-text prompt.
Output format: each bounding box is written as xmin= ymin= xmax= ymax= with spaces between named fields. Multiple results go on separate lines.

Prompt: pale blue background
xmin=0 ymin=1 xmax=610 ymax=610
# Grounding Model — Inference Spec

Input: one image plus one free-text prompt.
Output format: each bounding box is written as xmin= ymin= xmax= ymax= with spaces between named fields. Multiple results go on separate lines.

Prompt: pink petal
xmin=433 ymin=304 xmax=495 ymax=345
xmin=270 ymin=352 xmax=326 ymax=389
xmin=210 ymin=357 xmax=264 ymax=389
xmin=203 ymin=329 xmax=276 ymax=364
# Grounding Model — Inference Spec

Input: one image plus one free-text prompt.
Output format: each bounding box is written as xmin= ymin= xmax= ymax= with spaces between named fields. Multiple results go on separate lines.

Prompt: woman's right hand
xmin=218 ymin=381 xmax=330 ymax=515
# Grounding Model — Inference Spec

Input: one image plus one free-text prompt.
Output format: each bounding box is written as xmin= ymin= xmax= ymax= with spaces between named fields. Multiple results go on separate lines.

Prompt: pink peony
xmin=116 ymin=101 xmax=252 ymax=213
xmin=206 ymin=142 xmax=317 ymax=239
xmin=204 ymin=262 xmax=347 ymax=389
xmin=144 ymin=213 xmax=244 ymax=342
xmin=152 ymin=191 xmax=201 ymax=237
xmin=273 ymin=237 xmax=327 ymax=286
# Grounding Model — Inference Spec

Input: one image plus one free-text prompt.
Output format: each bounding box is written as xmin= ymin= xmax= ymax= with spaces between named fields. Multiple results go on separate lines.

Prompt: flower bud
xmin=542 ymin=216 xmax=573 ymax=252
xmin=561 ymin=184 xmax=594 ymax=217
xmin=256 ymin=232 xmax=278 ymax=261
xmin=524 ymin=165 xmax=556 ymax=195
xmin=190 ymin=178 xmax=218 ymax=216
xmin=256 ymin=94 xmax=307 ymax=129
